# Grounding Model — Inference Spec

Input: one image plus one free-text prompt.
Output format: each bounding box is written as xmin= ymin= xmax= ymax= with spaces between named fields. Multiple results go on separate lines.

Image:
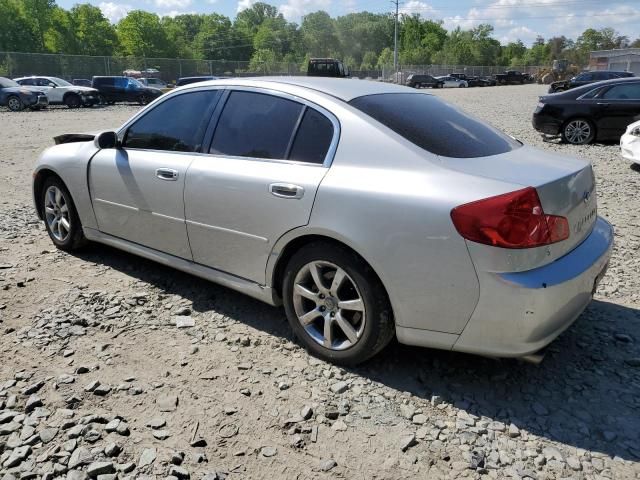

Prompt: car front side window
xmin=123 ymin=90 xmax=221 ymax=152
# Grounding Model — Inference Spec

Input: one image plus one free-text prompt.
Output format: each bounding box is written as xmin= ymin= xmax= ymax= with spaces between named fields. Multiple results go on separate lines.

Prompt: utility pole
xmin=392 ymin=0 xmax=399 ymax=73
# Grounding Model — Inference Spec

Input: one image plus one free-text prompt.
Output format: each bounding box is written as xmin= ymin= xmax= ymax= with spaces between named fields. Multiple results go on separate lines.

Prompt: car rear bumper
xmin=532 ymin=113 xmax=562 ymax=135
xmin=452 ymin=216 xmax=613 ymax=357
xmin=621 ymin=132 xmax=640 ymax=163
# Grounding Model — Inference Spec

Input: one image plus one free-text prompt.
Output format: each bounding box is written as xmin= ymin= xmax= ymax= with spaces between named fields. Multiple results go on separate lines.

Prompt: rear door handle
xmin=597 ymin=102 xmax=610 ymax=107
xmin=156 ymin=168 xmax=178 ymax=181
xmin=269 ymin=183 xmax=304 ymax=199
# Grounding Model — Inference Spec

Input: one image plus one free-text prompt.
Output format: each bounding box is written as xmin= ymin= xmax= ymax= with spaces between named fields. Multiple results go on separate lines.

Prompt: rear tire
xmin=7 ymin=96 xmax=23 ymax=111
xmin=561 ymin=118 xmax=595 ymax=145
xmin=282 ymin=242 xmax=394 ymax=366
xmin=41 ymin=177 xmax=87 ymax=251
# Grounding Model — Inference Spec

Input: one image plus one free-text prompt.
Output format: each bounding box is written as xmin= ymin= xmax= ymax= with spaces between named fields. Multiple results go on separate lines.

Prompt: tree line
xmin=1 ymin=0 xmax=639 ymax=70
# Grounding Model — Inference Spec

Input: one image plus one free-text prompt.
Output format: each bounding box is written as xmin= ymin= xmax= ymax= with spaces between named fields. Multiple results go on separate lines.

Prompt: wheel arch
xmin=63 ymin=91 xmax=81 ymax=102
xmin=268 ymin=231 xmax=393 ymax=320
xmin=33 ymin=168 xmax=64 ymax=219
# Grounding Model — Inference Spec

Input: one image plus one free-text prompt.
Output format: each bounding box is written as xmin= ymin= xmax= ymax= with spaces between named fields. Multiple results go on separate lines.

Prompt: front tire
xmin=138 ymin=94 xmax=149 ymax=105
xmin=282 ymin=242 xmax=394 ymax=366
xmin=7 ymin=96 xmax=23 ymax=111
xmin=561 ymin=118 xmax=595 ymax=145
xmin=64 ymin=94 xmax=81 ymax=109
xmin=41 ymin=177 xmax=86 ymax=251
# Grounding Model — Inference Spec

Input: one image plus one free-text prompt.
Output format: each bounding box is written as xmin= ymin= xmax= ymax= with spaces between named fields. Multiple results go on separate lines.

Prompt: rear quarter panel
xmin=300 ymin=105 xmax=522 ymax=334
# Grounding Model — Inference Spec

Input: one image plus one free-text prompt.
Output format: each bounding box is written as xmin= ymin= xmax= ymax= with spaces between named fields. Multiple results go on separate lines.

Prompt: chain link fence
xmin=0 ymin=51 xmax=544 ymax=83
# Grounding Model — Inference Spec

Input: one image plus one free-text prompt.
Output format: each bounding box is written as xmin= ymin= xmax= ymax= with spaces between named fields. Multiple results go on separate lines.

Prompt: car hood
xmin=63 ymin=86 xmax=98 ymax=93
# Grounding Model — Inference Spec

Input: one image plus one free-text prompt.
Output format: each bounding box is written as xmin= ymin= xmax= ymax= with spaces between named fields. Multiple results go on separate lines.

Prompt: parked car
xmin=307 ymin=58 xmax=350 ymax=78
xmin=436 ymin=76 xmax=468 ymax=88
xmin=14 ymin=76 xmax=99 ymax=108
xmin=533 ymin=77 xmax=640 ymax=144
xmin=620 ymin=119 xmax=640 ymax=165
xmin=32 ymin=77 xmax=612 ymax=365
xmin=139 ymin=77 xmax=168 ymax=89
xmin=0 ymin=76 xmax=48 ymax=111
xmin=495 ymin=70 xmax=532 ymax=84
xmin=175 ymin=76 xmax=218 ymax=87
xmin=72 ymin=79 xmax=92 ymax=87
xmin=405 ymin=74 xmax=442 ymax=88
xmin=450 ymin=73 xmax=487 ymax=87
xmin=92 ymin=76 xmax=163 ymax=105
xmin=549 ymin=70 xmax=633 ymax=93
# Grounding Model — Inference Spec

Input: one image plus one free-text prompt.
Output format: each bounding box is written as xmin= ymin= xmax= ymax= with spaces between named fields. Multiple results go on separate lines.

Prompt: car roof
xmin=551 ymin=76 xmax=640 ymax=98
xmin=183 ymin=77 xmax=418 ymax=102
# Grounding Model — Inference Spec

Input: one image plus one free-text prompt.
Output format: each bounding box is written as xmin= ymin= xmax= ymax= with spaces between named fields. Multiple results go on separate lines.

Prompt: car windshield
xmin=350 ymin=93 xmax=521 ymax=158
xmin=50 ymin=77 xmax=72 ymax=86
xmin=128 ymin=78 xmax=143 ymax=88
xmin=0 ymin=78 xmax=19 ymax=88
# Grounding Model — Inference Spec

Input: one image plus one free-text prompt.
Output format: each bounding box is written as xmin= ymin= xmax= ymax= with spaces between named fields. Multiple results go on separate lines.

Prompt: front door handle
xmin=156 ymin=168 xmax=178 ymax=181
xmin=269 ymin=183 xmax=304 ymax=199
xmin=597 ymin=102 xmax=610 ymax=107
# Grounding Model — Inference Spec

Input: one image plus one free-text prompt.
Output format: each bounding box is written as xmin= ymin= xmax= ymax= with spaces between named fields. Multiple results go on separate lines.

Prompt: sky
xmin=72 ymin=0 xmax=640 ymax=46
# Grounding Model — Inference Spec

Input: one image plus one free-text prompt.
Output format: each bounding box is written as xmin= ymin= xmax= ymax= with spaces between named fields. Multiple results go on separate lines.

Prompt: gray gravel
xmin=0 ymin=85 xmax=639 ymax=479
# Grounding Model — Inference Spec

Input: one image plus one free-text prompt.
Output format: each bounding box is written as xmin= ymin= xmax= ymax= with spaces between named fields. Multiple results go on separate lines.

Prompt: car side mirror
xmin=95 ymin=131 xmax=120 ymax=149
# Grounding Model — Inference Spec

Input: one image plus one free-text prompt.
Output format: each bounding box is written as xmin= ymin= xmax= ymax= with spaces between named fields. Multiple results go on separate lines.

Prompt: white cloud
xmin=161 ymin=9 xmax=196 ymax=17
xmin=399 ymin=1 xmax=436 ymax=17
xmin=500 ymin=25 xmax=536 ymax=44
xmin=99 ymin=1 xmax=131 ymax=22
xmin=154 ymin=0 xmax=191 ymax=9
xmin=236 ymin=0 xmax=257 ymax=13
xmin=278 ymin=0 xmax=332 ymax=21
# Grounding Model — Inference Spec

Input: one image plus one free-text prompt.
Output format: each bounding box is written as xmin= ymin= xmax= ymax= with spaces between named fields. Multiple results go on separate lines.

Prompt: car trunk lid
xmin=441 ymin=145 xmax=597 ymax=271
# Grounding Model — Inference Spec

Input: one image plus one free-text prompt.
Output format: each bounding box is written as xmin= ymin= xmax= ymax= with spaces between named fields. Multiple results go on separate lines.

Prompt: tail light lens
xmin=450 ymin=187 xmax=569 ymax=249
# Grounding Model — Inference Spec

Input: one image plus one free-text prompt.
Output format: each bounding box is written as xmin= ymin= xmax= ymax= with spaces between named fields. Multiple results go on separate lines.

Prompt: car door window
xmin=19 ymin=78 xmax=35 ymax=85
xmin=289 ymin=107 xmax=334 ymax=164
xmin=124 ymin=90 xmax=221 ymax=152
xmin=602 ymin=83 xmax=640 ymax=100
xmin=210 ymin=91 xmax=303 ymax=160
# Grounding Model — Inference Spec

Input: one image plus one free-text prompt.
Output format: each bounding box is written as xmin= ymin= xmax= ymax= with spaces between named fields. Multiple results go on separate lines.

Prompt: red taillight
xmin=450 ymin=187 xmax=569 ymax=249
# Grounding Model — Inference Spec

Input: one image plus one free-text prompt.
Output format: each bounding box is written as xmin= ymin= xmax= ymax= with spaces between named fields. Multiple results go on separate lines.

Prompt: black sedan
xmin=0 ymin=77 xmax=48 ymax=111
xmin=548 ymin=70 xmax=633 ymax=93
xmin=533 ymin=77 xmax=640 ymax=145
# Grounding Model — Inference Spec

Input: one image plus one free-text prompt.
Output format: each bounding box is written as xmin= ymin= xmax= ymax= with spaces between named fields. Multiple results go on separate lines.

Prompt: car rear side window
xmin=350 ymin=93 xmax=520 ymax=158
xmin=124 ymin=90 xmax=221 ymax=152
xmin=210 ymin=91 xmax=303 ymax=160
xmin=602 ymin=83 xmax=640 ymax=100
xmin=289 ymin=108 xmax=334 ymax=164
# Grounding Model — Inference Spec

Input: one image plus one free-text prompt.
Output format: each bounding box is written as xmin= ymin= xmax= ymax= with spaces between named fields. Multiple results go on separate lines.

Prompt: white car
xmin=436 ymin=76 xmax=469 ymax=88
xmin=621 ymin=120 xmax=640 ymax=165
xmin=14 ymin=76 xmax=99 ymax=108
xmin=139 ymin=77 xmax=167 ymax=89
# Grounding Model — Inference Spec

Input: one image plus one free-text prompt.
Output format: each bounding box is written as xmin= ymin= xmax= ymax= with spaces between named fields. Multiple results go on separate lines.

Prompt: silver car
xmin=32 ymin=77 xmax=613 ymax=365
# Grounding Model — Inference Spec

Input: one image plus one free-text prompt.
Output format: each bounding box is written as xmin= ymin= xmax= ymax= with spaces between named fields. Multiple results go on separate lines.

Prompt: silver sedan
xmin=32 ymin=77 xmax=613 ymax=365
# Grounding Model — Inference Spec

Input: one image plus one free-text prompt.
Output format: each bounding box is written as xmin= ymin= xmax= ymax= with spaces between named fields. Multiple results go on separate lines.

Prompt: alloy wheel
xmin=44 ymin=185 xmax=71 ymax=242
xmin=564 ymin=120 xmax=592 ymax=144
xmin=292 ymin=261 xmax=366 ymax=351
xmin=7 ymin=97 xmax=22 ymax=111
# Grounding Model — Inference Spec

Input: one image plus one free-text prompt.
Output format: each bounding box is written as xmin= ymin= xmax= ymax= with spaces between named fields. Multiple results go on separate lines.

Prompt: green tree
xmin=377 ymin=47 xmax=393 ymax=67
xmin=45 ymin=6 xmax=77 ymax=53
xmin=359 ymin=51 xmax=377 ymax=70
xmin=499 ymin=40 xmax=526 ymax=66
xmin=0 ymin=0 xmax=39 ymax=52
xmin=249 ymin=47 xmax=278 ymax=72
xmin=235 ymin=2 xmax=279 ymax=37
xmin=117 ymin=10 xmax=172 ymax=57
xmin=193 ymin=14 xmax=245 ymax=61
xmin=22 ymin=0 xmax=56 ymax=51
xmin=301 ymin=11 xmax=339 ymax=57
xmin=70 ymin=4 xmax=118 ymax=55
xmin=335 ymin=12 xmax=393 ymax=65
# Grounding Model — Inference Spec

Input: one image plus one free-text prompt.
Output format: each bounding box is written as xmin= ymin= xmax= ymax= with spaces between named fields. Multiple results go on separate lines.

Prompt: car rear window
xmin=349 ymin=93 xmax=520 ymax=158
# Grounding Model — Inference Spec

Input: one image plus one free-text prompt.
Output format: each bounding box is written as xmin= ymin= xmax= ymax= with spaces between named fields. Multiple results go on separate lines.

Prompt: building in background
xmin=589 ymin=48 xmax=640 ymax=74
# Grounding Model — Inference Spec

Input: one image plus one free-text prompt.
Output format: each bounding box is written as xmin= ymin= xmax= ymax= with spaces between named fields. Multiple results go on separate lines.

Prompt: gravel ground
xmin=1 ymin=85 xmax=639 ymax=480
